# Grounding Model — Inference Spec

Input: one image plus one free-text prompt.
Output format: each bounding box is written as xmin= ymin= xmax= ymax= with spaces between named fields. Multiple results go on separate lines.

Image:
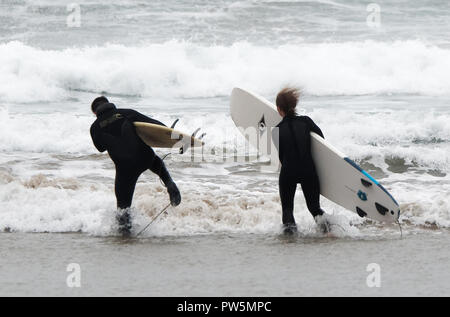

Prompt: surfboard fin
xmin=170 ymin=118 xmax=179 ymax=129
xmin=361 ymin=178 xmax=372 ymax=187
xmin=191 ymin=128 xmax=201 ymax=138
xmin=375 ymin=202 xmax=388 ymax=215
xmin=357 ymin=190 xmax=367 ymax=201
xmin=178 ymin=128 xmax=204 ymax=154
xmin=356 ymin=207 xmax=367 ymax=218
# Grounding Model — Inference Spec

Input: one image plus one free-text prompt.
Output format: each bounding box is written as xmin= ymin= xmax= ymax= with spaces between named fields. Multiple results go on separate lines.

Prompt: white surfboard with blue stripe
xmin=310 ymin=133 xmax=399 ymax=223
xmin=230 ymin=87 xmax=400 ymax=223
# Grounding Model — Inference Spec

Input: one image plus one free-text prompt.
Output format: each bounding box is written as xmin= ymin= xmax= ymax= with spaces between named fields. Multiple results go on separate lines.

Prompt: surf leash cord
xmin=135 ymin=153 xmax=174 ymax=237
xmin=135 ymin=203 xmax=171 ymax=237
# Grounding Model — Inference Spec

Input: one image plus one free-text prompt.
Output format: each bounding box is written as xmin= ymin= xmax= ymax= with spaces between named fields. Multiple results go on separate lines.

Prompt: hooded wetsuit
xmin=90 ymin=102 xmax=173 ymax=209
xmin=275 ymin=115 xmax=325 ymax=225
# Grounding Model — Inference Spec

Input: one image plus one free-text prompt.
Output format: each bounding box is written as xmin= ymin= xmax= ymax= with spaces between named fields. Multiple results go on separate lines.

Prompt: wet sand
xmin=1 ymin=230 xmax=449 ymax=296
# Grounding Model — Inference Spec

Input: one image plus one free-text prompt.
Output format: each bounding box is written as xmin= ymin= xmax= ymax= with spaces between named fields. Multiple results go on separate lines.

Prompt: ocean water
xmin=0 ymin=0 xmax=449 ymax=296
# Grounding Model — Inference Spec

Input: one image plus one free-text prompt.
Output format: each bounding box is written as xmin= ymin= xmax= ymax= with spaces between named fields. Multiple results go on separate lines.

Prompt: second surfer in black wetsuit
xmin=90 ymin=96 xmax=181 ymax=235
xmin=274 ymin=88 xmax=330 ymax=234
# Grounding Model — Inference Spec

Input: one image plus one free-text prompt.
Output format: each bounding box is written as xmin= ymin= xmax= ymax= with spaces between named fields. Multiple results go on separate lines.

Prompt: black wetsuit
xmin=275 ymin=115 xmax=325 ymax=225
xmin=90 ymin=103 xmax=172 ymax=209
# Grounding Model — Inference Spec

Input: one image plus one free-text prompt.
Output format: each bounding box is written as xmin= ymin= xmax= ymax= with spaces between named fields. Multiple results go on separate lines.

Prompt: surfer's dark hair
xmin=91 ymin=96 xmax=109 ymax=113
xmin=276 ymin=87 xmax=300 ymax=116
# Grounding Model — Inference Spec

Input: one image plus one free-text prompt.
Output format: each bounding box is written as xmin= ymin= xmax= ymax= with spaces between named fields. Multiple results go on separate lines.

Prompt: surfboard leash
xmin=134 ymin=153 xmax=175 ymax=237
xmin=135 ymin=203 xmax=171 ymax=237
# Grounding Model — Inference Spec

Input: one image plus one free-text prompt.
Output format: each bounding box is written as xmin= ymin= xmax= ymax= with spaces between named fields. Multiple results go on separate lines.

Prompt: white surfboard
xmin=230 ymin=87 xmax=400 ymax=223
xmin=134 ymin=122 xmax=204 ymax=151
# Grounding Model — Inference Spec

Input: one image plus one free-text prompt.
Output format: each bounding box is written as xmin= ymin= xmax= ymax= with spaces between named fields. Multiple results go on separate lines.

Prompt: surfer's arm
xmin=305 ymin=117 xmax=324 ymax=139
xmin=118 ymin=109 xmax=166 ymax=127
xmin=90 ymin=124 xmax=107 ymax=152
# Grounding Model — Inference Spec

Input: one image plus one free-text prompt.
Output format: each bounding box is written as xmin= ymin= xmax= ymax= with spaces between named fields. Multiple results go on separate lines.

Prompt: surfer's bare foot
xmin=314 ymin=214 xmax=331 ymax=234
xmin=167 ymin=181 xmax=181 ymax=207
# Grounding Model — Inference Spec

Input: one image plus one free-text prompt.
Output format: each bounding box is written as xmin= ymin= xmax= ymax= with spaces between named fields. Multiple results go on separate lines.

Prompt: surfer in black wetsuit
xmin=90 ymin=96 xmax=181 ymax=235
xmin=273 ymin=88 xmax=330 ymax=234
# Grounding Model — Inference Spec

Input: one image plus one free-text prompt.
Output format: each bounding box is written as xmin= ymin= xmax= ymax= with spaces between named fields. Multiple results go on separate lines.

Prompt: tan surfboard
xmin=134 ymin=122 xmax=204 ymax=151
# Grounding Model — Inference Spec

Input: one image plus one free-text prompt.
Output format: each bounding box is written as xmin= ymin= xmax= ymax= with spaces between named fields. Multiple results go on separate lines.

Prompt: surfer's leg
xmin=114 ymin=165 xmax=140 ymax=235
xmin=301 ymin=176 xmax=330 ymax=233
xmin=115 ymin=166 xmax=140 ymax=209
xmin=279 ymin=170 xmax=297 ymax=229
xmin=300 ymin=174 xmax=324 ymax=218
xmin=145 ymin=148 xmax=181 ymax=207
xmin=148 ymin=154 xmax=172 ymax=186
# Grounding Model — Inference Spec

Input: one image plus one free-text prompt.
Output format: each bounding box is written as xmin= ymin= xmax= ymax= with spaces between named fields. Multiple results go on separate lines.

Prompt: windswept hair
xmin=276 ymin=87 xmax=301 ymax=116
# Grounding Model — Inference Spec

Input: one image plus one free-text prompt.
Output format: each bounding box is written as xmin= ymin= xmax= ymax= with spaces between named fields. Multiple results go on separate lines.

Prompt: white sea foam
xmin=1 ymin=105 xmax=448 ymax=173
xmin=0 ymin=169 xmax=448 ymax=235
xmin=1 ymin=40 xmax=450 ymax=103
xmin=0 ymin=40 xmax=449 ymax=236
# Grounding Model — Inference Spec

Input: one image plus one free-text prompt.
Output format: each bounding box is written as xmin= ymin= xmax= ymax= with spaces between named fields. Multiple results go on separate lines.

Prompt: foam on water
xmin=2 ymin=40 xmax=450 ymax=103
xmin=1 ymin=105 xmax=448 ymax=174
xmin=0 ymin=163 xmax=449 ymax=236
xmin=1 ymin=91 xmax=448 ymax=236
xmin=1 ymin=2 xmax=449 ymax=237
